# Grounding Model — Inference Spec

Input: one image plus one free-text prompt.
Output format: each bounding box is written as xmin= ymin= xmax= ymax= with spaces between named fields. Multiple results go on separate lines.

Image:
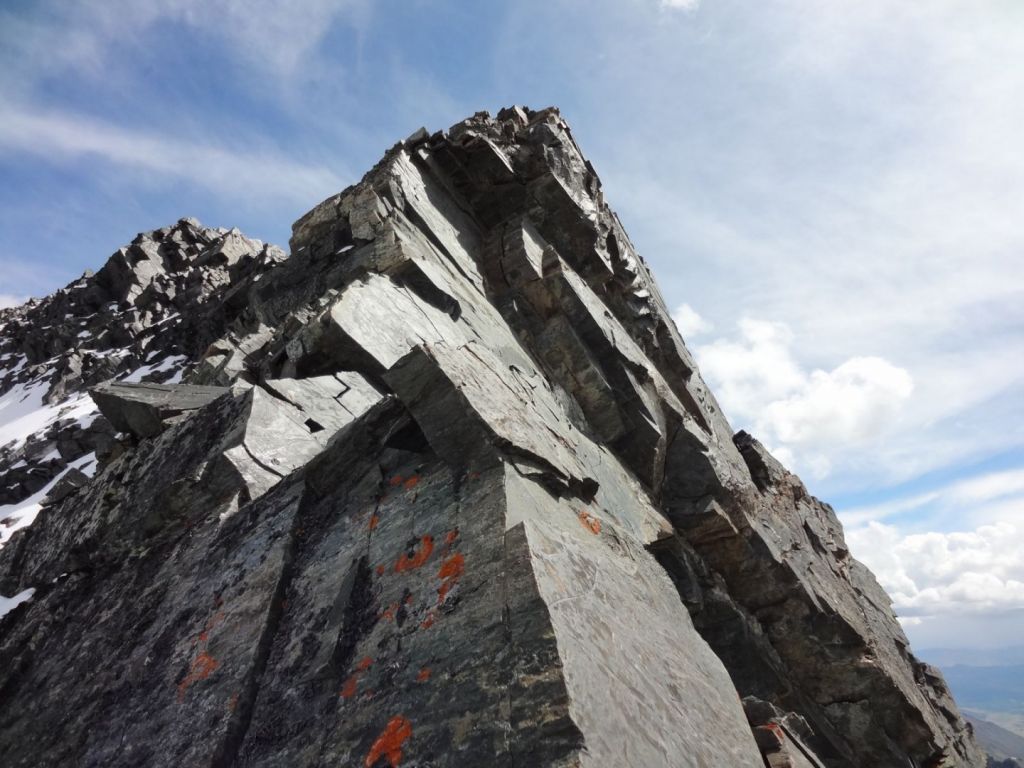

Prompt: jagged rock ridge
xmin=0 ymin=107 xmax=983 ymax=767
xmin=0 ymin=220 xmax=283 ymax=544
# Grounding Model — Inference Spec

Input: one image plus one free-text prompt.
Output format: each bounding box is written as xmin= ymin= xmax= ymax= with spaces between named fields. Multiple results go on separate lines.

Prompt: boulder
xmin=90 ymin=381 xmax=229 ymax=438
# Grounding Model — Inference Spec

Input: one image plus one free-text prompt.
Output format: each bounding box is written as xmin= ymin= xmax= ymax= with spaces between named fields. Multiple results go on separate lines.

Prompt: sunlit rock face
xmin=0 ymin=107 xmax=983 ymax=768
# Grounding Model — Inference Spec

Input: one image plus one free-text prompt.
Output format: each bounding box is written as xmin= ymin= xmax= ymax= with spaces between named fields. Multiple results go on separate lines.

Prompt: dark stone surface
xmin=0 ymin=107 xmax=984 ymax=767
xmin=91 ymin=381 xmax=230 ymax=438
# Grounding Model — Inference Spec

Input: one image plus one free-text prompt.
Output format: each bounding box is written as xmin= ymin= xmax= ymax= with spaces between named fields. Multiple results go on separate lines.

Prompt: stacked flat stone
xmin=0 ymin=108 xmax=983 ymax=768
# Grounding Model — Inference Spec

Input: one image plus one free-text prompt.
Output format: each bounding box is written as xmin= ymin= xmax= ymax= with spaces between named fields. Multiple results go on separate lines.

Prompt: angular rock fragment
xmin=217 ymin=374 xmax=383 ymax=501
xmin=745 ymin=696 xmax=829 ymax=768
xmin=90 ymin=380 xmax=229 ymax=438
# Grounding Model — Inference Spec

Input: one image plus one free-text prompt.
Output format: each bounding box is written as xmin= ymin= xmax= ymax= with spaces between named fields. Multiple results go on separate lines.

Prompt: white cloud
xmin=695 ymin=319 xmax=804 ymax=408
xmin=671 ymin=303 xmax=712 ymax=338
xmin=848 ymin=521 xmax=1024 ymax=621
xmin=695 ymin=318 xmax=913 ymax=477
xmin=0 ymin=295 xmax=26 ymax=310
xmin=0 ymin=105 xmax=345 ymax=210
xmin=575 ymin=0 xmax=1024 ymax=496
xmin=841 ymin=467 xmax=1024 ymax=529
xmin=762 ymin=357 xmax=913 ymax=446
xmin=843 ymin=469 xmax=1024 ymax=647
xmin=949 ymin=469 xmax=1024 ymax=505
xmin=661 ymin=0 xmax=700 ymax=10
xmin=0 ymin=0 xmax=368 ymax=87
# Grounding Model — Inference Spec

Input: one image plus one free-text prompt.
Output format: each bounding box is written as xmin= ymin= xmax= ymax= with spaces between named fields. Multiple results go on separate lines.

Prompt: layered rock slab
xmin=91 ymin=380 xmax=229 ymax=438
xmin=0 ymin=106 xmax=984 ymax=767
xmin=0 ymin=389 xmax=759 ymax=767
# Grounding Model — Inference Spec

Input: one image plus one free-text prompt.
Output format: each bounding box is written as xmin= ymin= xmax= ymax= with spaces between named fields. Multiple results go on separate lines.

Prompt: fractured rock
xmin=0 ymin=107 xmax=984 ymax=768
xmin=91 ymin=381 xmax=229 ymax=438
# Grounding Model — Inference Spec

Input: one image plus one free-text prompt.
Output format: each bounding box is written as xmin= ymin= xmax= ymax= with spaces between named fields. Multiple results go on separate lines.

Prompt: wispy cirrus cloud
xmin=0 ymin=0 xmax=370 ymax=90
xmin=0 ymin=105 xmax=346 ymax=210
xmin=841 ymin=468 xmax=1024 ymax=529
xmin=660 ymin=0 xmax=700 ymax=10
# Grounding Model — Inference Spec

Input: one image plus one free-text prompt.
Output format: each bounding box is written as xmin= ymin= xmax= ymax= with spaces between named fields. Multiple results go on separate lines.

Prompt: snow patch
xmin=0 ymin=451 xmax=97 ymax=547
xmin=122 ymin=354 xmax=187 ymax=384
xmin=0 ymin=588 xmax=35 ymax=621
xmin=0 ymin=384 xmax=100 ymax=452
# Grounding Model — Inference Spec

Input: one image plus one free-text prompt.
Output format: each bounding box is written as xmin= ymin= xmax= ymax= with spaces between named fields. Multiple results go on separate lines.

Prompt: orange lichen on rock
xmin=388 ymin=474 xmax=404 ymax=487
xmin=436 ymin=552 xmax=465 ymax=603
xmin=369 ymin=514 xmax=380 ymax=531
xmin=196 ymin=609 xmax=225 ymax=645
xmin=395 ymin=535 xmax=434 ymax=572
xmin=341 ymin=675 xmax=359 ymax=699
xmin=376 ymin=564 xmax=386 ymax=576
xmin=444 ymin=529 xmax=459 ymax=545
xmin=380 ymin=603 xmax=397 ymax=621
xmin=357 ymin=656 xmax=374 ymax=671
xmin=416 ymin=668 xmax=431 ymax=682
xmin=577 ymin=509 xmax=602 ymax=534
xmin=437 ymin=552 xmax=464 ymax=581
xmin=365 ymin=715 xmax=412 ymax=768
xmin=177 ymin=651 xmax=219 ymax=702
xmin=403 ymin=475 xmax=420 ymax=490
xmin=227 ymin=692 xmax=240 ymax=712
xmin=420 ymin=612 xmax=435 ymax=630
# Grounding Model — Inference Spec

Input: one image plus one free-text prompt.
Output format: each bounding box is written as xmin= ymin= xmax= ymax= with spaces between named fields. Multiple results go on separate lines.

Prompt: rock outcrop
xmin=0 ymin=219 xmax=284 ymax=544
xmin=0 ymin=107 xmax=983 ymax=767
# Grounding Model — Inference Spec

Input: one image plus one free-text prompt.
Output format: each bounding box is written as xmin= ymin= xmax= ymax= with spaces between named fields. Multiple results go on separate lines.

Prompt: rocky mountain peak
xmin=0 ymin=107 xmax=985 ymax=768
xmin=0 ymin=218 xmax=282 ymax=544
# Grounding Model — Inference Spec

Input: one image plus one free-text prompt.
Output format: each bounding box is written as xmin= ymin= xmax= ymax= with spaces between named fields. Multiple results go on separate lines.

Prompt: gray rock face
xmin=0 ymin=107 xmax=983 ymax=767
xmin=91 ymin=381 xmax=230 ymax=438
xmin=0 ymin=219 xmax=285 ymax=545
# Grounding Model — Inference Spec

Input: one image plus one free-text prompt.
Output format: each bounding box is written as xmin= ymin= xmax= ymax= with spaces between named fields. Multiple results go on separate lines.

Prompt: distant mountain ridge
xmin=965 ymin=714 xmax=1024 ymax=766
xmin=941 ymin=665 xmax=1024 ymax=720
xmin=923 ymin=648 xmax=1024 ymax=668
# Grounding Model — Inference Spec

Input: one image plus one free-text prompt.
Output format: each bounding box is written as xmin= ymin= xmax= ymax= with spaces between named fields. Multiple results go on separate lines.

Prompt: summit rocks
xmin=0 ymin=108 xmax=984 ymax=767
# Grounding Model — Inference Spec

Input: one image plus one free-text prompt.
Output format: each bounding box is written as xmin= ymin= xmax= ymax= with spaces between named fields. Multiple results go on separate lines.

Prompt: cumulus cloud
xmin=843 ymin=468 xmax=1024 ymax=647
xmin=847 ymin=521 xmax=1024 ymax=621
xmin=671 ymin=303 xmax=712 ymax=338
xmin=0 ymin=295 xmax=26 ymax=310
xmin=695 ymin=318 xmax=913 ymax=477
xmin=661 ymin=0 xmax=700 ymax=10
xmin=763 ymin=357 xmax=913 ymax=445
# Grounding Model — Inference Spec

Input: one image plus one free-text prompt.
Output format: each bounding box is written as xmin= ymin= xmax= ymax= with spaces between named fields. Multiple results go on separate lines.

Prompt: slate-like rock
xmin=0 ymin=219 xmax=285 ymax=545
xmin=91 ymin=381 xmax=229 ymax=438
xmin=0 ymin=107 xmax=984 ymax=768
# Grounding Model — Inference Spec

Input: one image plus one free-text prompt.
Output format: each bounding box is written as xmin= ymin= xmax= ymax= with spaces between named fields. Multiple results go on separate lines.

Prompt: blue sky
xmin=1 ymin=0 xmax=1021 ymax=649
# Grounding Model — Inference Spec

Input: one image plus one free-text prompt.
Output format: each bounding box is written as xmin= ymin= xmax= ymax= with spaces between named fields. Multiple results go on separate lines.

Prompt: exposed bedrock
xmin=0 ymin=107 xmax=982 ymax=767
